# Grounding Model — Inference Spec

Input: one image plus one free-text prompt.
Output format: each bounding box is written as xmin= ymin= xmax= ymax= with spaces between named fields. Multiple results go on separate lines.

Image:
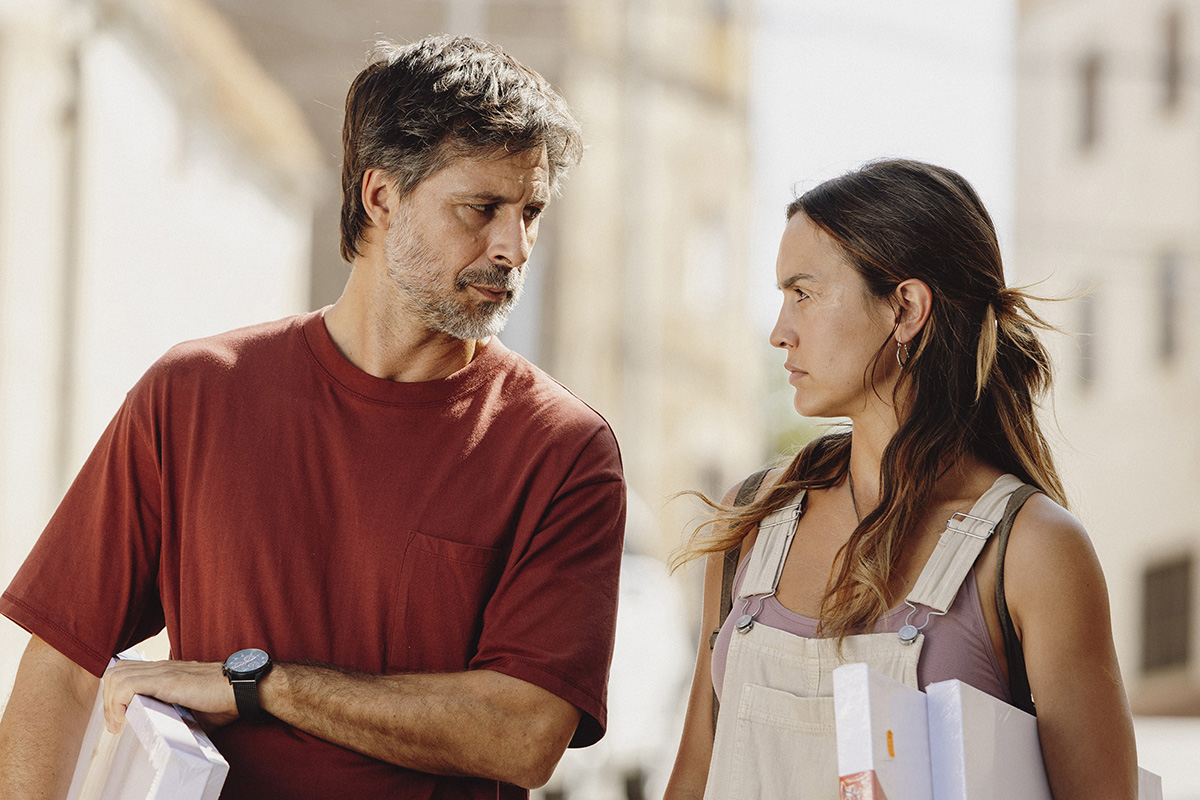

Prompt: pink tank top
xmin=711 ymin=546 xmax=1011 ymax=703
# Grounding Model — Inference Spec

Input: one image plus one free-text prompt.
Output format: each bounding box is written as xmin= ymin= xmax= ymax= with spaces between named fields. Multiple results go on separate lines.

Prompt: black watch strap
xmin=231 ymin=678 xmax=271 ymax=723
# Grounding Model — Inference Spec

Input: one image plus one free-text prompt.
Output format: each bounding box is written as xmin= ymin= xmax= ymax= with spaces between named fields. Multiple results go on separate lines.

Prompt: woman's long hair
xmin=674 ymin=158 xmax=1066 ymax=640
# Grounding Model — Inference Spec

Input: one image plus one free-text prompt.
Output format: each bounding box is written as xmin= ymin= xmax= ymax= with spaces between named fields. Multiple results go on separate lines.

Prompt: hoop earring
xmin=896 ymin=340 xmax=910 ymax=368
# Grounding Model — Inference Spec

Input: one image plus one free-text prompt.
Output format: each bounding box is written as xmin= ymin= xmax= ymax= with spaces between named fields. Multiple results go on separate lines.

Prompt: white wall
xmin=0 ymin=2 xmax=314 ymax=699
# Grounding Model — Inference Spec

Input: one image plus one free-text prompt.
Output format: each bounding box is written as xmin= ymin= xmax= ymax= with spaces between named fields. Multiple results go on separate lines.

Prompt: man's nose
xmin=488 ymin=211 xmax=534 ymax=268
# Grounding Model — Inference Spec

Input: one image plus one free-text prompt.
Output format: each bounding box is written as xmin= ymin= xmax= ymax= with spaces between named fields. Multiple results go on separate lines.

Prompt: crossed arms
xmin=0 ymin=635 xmax=579 ymax=798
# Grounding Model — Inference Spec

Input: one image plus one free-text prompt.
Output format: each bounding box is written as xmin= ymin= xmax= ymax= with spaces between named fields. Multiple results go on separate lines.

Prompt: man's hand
xmin=102 ymin=659 xmax=238 ymax=732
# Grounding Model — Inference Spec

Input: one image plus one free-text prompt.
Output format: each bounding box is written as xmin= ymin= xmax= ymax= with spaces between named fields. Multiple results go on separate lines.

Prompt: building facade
xmin=0 ymin=0 xmax=320 ymax=691
xmin=1016 ymin=0 xmax=1200 ymax=715
xmin=204 ymin=0 xmax=768 ymax=560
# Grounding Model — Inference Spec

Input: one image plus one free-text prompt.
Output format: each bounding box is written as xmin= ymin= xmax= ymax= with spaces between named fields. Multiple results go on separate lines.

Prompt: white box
xmin=67 ymin=655 xmax=228 ymax=800
xmin=926 ymin=679 xmax=1051 ymax=800
xmin=1138 ymin=767 xmax=1163 ymax=800
xmin=834 ymin=662 xmax=934 ymax=800
xmin=927 ymin=679 xmax=1164 ymax=800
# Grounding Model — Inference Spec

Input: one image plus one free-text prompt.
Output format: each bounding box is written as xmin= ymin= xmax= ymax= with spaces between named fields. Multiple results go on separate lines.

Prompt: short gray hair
xmin=339 ymin=35 xmax=584 ymax=263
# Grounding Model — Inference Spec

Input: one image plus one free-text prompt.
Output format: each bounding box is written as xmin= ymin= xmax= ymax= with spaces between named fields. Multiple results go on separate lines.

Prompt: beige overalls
xmin=704 ymin=474 xmax=1024 ymax=799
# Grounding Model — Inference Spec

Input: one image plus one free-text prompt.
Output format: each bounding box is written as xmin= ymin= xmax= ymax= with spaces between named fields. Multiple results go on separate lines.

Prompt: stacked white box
xmin=67 ymin=657 xmax=228 ymax=800
xmin=836 ymin=665 xmax=1164 ymax=800
xmin=925 ymin=679 xmax=1050 ymax=800
xmin=833 ymin=662 xmax=933 ymax=799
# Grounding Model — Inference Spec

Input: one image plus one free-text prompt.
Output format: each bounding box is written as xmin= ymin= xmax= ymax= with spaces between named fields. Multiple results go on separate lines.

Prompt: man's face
xmin=385 ymin=147 xmax=550 ymax=341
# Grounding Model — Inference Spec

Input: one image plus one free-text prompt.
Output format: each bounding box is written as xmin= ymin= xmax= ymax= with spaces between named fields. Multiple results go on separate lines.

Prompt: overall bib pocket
xmin=726 ymin=684 xmax=838 ymax=800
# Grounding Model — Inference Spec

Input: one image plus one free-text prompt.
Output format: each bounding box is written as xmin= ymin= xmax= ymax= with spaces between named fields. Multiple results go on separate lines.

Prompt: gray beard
xmin=385 ymin=219 xmax=524 ymax=341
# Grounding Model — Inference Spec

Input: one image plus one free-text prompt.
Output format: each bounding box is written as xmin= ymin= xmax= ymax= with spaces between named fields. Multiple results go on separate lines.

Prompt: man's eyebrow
xmin=453 ymin=191 xmax=550 ymax=205
xmin=778 ymin=272 xmax=819 ymax=291
xmin=454 ymin=192 xmax=507 ymax=204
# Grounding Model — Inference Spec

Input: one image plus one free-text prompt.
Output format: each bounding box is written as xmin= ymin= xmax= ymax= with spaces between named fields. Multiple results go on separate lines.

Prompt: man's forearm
xmin=260 ymin=664 xmax=579 ymax=789
xmin=0 ymin=636 xmax=99 ymax=799
xmin=101 ymin=657 xmax=582 ymax=789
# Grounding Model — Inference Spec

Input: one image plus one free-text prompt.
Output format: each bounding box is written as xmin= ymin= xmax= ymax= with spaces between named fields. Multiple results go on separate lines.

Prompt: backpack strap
xmin=710 ymin=468 xmax=771 ymax=732
xmin=994 ymin=483 xmax=1041 ymax=715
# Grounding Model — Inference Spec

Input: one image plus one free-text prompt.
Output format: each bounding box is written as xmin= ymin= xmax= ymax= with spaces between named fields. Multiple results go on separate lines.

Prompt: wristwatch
xmin=222 ymin=648 xmax=273 ymax=723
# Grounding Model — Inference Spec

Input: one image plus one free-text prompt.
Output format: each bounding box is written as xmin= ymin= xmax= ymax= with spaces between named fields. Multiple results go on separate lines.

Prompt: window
xmin=1158 ymin=252 xmax=1181 ymax=362
xmin=1080 ymin=52 xmax=1104 ymax=150
xmin=1164 ymin=7 xmax=1184 ymax=111
xmin=1142 ymin=556 xmax=1192 ymax=672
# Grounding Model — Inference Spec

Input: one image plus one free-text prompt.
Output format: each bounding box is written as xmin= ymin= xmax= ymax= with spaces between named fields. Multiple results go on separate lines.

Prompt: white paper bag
xmin=67 ymin=654 xmax=228 ymax=800
xmin=834 ymin=662 xmax=933 ymax=800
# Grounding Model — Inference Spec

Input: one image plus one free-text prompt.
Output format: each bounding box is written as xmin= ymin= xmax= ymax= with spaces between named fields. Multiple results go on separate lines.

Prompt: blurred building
xmin=203 ymin=0 xmax=769 ymax=561
xmin=0 ymin=0 xmax=320 ymax=689
xmin=1016 ymin=0 xmax=1200 ymax=715
xmin=201 ymin=2 xmax=765 ymax=797
xmin=0 ymin=1 xmax=762 ymax=794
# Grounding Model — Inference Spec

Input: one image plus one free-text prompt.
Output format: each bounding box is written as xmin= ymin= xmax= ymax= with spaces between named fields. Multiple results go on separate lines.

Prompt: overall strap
xmin=736 ymin=491 xmax=806 ymax=599
xmin=711 ymin=468 xmax=770 ymax=733
xmin=718 ymin=469 xmax=771 ymax=634
xmin=995 ymin=484 xmax=1041 ymax=715
xmin=905 ymin=474 xmax=1025 ymax=613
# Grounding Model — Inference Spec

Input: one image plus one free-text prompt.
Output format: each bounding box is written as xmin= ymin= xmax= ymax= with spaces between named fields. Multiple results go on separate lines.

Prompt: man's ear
xmin=361 ymin=168 xmax=396 ymax=230
xmin=894 ymin=278 xmax=933 ymax=343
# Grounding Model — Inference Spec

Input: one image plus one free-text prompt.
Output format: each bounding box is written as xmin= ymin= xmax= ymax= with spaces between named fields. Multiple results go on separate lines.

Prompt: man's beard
xmin=385 ymin=216 xmax=524 ymax=341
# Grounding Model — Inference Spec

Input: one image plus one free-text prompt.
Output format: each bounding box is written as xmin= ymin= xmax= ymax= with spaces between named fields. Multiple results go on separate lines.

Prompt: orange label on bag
xmin=887 ymin=729 xmax=895 ymax=758
xmin=839 ymin=770 xmax=888 ymax=800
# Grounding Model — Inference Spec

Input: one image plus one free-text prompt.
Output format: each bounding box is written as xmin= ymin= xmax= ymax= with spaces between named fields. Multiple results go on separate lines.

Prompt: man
xmin=0 ymin=35 xmax=625 ymax=798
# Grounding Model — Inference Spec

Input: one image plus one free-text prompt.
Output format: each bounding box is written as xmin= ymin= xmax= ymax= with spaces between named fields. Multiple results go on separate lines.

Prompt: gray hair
xmin=339 ymin=35 xmax=584 ymax=263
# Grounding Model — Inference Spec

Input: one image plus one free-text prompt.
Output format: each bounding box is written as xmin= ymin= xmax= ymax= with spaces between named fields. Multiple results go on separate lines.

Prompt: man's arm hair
xmin=0 ymin=635 xmax=99 ymax=799
xmin=266 ymin=663 xmax=581 ymax=788
xmin=103 ymin=658 xmax=582 ymax=789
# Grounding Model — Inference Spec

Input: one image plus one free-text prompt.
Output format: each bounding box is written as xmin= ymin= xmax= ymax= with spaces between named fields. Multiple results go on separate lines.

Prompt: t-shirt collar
xmin=301 ymin=307 xmax=509 ymax=405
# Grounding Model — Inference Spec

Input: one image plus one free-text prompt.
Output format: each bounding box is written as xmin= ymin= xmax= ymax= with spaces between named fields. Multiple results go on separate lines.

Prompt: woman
xmin=665 ymin=159 xmax=1136 ymax=799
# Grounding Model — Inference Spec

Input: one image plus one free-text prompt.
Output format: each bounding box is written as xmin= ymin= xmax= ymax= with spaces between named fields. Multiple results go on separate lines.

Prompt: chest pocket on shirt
xmin=390 ymin=530 xmax=504 ymax=673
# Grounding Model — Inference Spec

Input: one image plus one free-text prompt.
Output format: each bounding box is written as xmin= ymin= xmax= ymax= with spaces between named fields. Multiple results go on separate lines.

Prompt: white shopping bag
xmin=833 ymin=662 xmax=933 ymax=800
xmin=67 ymin=652 xmax=228 ymax=800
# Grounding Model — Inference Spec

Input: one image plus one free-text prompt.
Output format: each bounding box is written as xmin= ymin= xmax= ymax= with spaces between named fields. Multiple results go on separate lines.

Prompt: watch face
xmin=226 ymin=648 xmax=269 ymax=675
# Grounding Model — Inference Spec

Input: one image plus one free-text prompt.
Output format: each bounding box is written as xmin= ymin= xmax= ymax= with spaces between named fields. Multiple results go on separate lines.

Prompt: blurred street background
xmin=1 ymin=0 xmax=1199 ymax=795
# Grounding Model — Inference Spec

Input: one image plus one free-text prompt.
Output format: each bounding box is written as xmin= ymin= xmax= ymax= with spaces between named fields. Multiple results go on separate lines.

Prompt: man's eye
xmin=793 ymin=289 xmax=810 ymax=302
xmin=525 ymin=206 xmax=544 ymax=221
xmin=469 ymin=203 xmax=495 ymax=214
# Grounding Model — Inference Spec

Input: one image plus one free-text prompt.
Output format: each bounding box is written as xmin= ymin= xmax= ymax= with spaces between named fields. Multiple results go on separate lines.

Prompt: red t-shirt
xmin=1 ymin=310 xmax=626 ymax=798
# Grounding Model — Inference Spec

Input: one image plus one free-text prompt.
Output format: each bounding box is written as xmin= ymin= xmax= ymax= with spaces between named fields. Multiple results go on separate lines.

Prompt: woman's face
xmin=770 ymin=213 xmax=898 ymax=420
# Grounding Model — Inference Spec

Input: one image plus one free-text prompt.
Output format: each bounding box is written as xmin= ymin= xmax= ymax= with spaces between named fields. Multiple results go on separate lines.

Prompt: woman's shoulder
xmin=718 ymin=467 xmax=794 ymax=562
xmin=719 ymin=466 xmax=789 ymax=506
xmin=1002 ymin=490 xmax=1109 ymax=625
xmin=1006 ymin=491 xmax=1091 ymax=558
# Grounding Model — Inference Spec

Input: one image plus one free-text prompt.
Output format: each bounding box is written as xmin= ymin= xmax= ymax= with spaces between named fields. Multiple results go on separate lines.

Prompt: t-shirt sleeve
xmin=0 ymin=381 xmax=165 ymax=678
xmin=469 ymin=423 xmax=626 ymax=748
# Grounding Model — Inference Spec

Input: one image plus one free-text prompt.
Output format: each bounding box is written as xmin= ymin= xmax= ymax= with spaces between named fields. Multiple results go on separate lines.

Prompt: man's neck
xmin=323 ymin=265 xmax=480 ymax=383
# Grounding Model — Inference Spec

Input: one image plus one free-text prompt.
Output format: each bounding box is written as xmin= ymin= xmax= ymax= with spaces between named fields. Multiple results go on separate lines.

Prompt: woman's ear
xmin=894 ymin=278 xmax=933 ymax=343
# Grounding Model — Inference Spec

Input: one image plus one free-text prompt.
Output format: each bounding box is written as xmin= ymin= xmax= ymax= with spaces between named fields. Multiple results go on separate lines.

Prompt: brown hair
xmin=676 ymin=158 xmax=1065 ymax=639
xmin=339 ymin=36 xmax=584 ymax=263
